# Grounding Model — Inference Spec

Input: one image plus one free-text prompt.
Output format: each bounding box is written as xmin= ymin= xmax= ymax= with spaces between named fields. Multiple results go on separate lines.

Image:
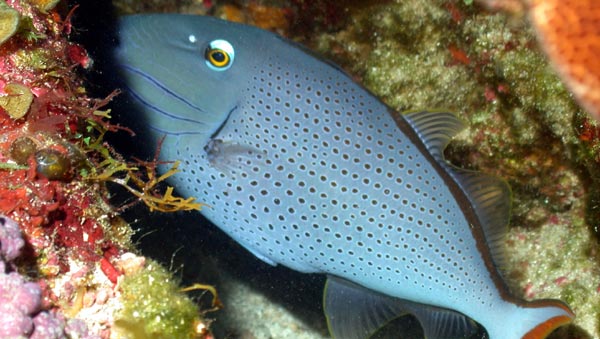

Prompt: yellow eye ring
xmin=205 ymin=39 xmax=234 ymax=71
xmin=207 ymin=49 xmax=230 ymax=67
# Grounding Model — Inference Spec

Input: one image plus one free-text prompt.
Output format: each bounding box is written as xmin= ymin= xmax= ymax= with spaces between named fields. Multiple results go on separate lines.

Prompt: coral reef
xmin=113 ymin=0 xmax=210 ymax=16
xmin=0 ymin=1 xmax=213 ymax=338
xmin=0 ymin=215 xmax=99 ymax=339
xmin=114 ymin=259 xmax=211 ymax=339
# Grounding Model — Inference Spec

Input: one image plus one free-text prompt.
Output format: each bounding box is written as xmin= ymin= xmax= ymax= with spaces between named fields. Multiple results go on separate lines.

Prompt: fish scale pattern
xmin=172 ymin=56 xmax=495 ymax=308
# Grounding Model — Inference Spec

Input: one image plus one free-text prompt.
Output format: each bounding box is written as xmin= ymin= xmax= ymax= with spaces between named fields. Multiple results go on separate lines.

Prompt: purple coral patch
xmin=0 ymin=215 xmax=100 ymax=339
xmin=0 ymin=303 xmax=34 ymax=337
xmin=0 ymin=271 xmax=42 ymax=315
xmin=0 ymin=215 xmax=24 ymax=262
xmin=31 ymin=311 xmax=65 ymax=339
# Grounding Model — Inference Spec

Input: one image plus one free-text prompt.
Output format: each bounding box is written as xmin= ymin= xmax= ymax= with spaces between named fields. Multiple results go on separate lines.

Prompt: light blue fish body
xmin=114 ymin=14 xmax=573 ymax=339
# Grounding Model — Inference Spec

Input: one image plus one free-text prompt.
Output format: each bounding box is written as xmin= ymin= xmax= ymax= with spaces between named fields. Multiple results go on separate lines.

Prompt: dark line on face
xmin=119 ymin=64 xmax=208 ymax=114
xmin=147 ymin=124 xmax=205 ymax=136
xmin=123 ymin=82 xmax=208 ymax=126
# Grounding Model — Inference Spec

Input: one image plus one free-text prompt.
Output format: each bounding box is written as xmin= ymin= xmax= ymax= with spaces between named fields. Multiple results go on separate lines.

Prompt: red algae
xmin=0 ymin=2 xmax=211 ymax=338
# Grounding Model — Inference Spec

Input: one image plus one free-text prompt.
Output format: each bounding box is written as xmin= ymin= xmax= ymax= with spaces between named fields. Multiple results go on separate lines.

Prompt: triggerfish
xmin=113 ymin=14 xmax=574 ymax=339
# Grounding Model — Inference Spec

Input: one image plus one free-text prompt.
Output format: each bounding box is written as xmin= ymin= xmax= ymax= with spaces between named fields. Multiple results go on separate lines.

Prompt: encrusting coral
xmin=0 ymin=1 xmax=215 ymax=338
xmin=0 ymin=215 xmax=100 ymax=339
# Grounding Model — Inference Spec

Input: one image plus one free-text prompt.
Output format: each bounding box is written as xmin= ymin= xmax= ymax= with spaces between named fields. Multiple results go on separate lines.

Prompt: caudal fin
xmin=484 ymin=298 xmax=573 ymax=339
xmin=520 ymin=299 xmax=574 ymax=339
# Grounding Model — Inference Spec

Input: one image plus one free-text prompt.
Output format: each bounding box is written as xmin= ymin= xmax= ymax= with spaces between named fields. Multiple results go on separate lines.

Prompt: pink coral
xmin=31 ymin=311 xmax=65 ymax=339
xmin=30 ymin=311 xmax=100 ymax=339
xmin=0 ymin=215 xmax=24 ymax=262
xmin=0 ymin=303 xmax=34 ymax=337
xmin=0 ymin=215 xmax=99 ymax=339
xmin=0 ymin=273 xmax=42 ymax=315
xmin=0 ymin=215 xmax=41 ymax=337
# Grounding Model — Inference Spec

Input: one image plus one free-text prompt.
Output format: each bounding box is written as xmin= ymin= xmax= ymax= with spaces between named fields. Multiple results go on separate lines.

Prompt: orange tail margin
xmin=522 ymin=300 xmax=575 ymax=339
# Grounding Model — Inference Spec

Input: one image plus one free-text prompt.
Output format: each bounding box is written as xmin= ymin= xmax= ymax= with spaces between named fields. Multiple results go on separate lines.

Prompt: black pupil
xmin=211 ymin=50 xmax=226 ymax=63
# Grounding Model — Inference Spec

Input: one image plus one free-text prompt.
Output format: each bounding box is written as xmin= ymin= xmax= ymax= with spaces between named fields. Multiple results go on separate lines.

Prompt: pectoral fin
xmin=204 ymin=138 xmax=266 ymax=177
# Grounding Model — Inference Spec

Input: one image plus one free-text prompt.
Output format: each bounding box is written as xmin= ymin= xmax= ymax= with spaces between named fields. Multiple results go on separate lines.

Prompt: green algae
xmin=506 ymin=213 xmax=600 ymax=339
xmin=314 ymin=1 xmax=476 ymax=113
xmin=0 ymin=1 xmax=19 ymax=45
xmin=115 ymin=260 xmax=201 ymax=339
xmin=28 ymin=0 xmax=60 ymax=13
xmin=0 ymin=83 xmax=33 ymax=119
xmin=11 ymin=47 xmax=59 ymax=71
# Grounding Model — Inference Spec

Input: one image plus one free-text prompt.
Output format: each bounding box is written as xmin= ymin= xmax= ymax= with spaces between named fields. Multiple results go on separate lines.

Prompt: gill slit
xmin=209 ymin=104 xmax=238 ymax=141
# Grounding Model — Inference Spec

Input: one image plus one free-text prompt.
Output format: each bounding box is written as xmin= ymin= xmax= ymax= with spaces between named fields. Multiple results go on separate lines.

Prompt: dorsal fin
xmin=404 ymin=110 xmax=511 ymax=269
xmin=446 ymin=166 xmax=512 ymax=269
xmin=402 ymin=110 xmax=466 ymax=161
xmin=323 ymin=276 xmax=479 ymax=339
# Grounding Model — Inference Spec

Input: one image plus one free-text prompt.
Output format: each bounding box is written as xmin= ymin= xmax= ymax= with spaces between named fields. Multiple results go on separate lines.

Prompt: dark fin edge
xmin=447 ymin=168 xmax=512 ymax=269
xmin=324 ymin=276 xmax=478 ymax=339
xmin=402 ymin=110 xmax=466 ymax=161
xmin=403 ymin=110 xmax=511 ymax=270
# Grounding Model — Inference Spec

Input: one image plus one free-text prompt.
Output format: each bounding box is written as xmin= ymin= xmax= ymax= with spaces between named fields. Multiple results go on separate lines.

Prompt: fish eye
xmin=205 ymin=39 xmax=234 ymax=71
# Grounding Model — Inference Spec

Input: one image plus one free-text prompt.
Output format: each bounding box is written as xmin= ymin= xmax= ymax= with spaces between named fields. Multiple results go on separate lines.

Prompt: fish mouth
xmin=118 ymin=64 xmax=211 ymax=136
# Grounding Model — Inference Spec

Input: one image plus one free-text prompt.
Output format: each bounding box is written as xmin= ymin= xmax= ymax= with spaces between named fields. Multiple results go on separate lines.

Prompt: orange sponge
xmin=528 ymin=0 xmax=600 ymax=120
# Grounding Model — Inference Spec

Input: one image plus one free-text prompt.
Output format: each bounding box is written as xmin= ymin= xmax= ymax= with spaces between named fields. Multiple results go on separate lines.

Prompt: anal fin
xmin=324 ymin=276 xmax=480 ymax=339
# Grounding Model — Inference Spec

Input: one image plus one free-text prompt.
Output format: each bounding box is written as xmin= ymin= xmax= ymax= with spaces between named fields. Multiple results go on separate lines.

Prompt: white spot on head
xmin=188 ymin=34 xmax=197 ymax=43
